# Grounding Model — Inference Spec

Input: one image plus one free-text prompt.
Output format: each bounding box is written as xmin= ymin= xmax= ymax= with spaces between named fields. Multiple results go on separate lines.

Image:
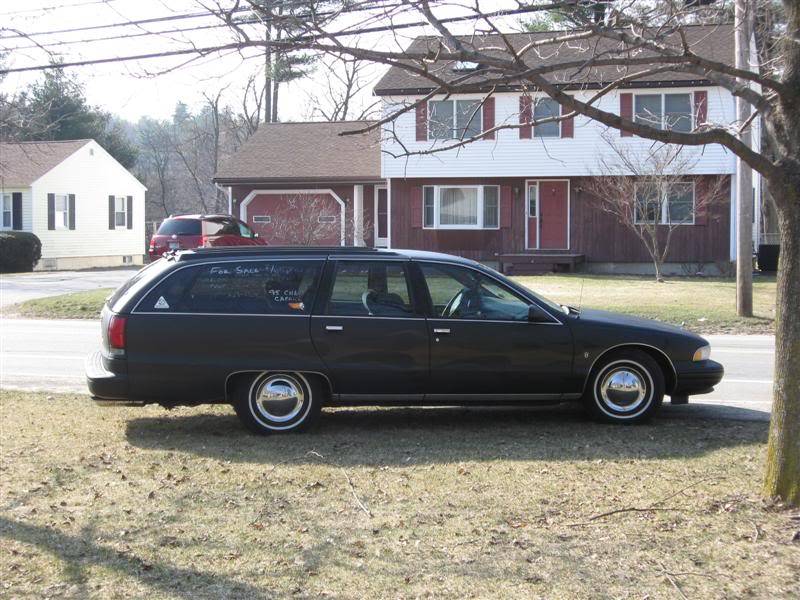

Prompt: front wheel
xmin=583 ymin=350 xmax=665 ymax=424
xmin=233 ymin=372 xmax=322 ymax=434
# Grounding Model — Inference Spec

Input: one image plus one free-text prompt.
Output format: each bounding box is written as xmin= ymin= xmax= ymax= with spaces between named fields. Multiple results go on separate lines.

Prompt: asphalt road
xmin=0 ymin=268 xmax=140 ymax=309
xmin=0 ymin=318 xmax=774 ymax=421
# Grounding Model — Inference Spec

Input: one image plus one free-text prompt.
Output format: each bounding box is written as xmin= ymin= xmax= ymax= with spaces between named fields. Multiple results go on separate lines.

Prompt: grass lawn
xmin=1 ymin=392 xmax=798 ymax=598
xmin=7 ymin=288 xmax=112 ymax=320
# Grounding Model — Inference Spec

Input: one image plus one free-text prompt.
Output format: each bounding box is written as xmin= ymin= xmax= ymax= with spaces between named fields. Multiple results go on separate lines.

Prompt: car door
xmin=417 ymin=261 xmax=575 ymax=400
xmin=309 ymin=258 xmax=429 ymax=400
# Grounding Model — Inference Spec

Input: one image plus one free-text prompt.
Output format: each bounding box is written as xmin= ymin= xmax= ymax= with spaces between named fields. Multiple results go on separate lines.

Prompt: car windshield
xmin=479 ymin=263 xmax=567 ymax=314
xmin=156 ymin=219 xmax=201 ymax=235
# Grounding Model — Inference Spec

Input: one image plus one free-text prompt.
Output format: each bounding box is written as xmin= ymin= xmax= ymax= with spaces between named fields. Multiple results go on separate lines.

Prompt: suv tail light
xmin=108 ymin=315 xmax=127 ymax=356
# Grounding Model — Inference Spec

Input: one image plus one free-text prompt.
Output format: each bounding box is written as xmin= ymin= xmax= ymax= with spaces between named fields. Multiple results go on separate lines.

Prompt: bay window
xmin=634 ymin=182 xmax=695 ymax=225
xmin=429 ymin=99 xmax=482 ymax=140
xmin=634 ymin=93 xmax=692 ymax=132
xmin=422 ymin=185 xmax=500 ymax=229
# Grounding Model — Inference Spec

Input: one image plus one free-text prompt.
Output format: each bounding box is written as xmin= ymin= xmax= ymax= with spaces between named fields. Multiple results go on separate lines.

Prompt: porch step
xmin=497 ymin=253 xmax=585 ymax=275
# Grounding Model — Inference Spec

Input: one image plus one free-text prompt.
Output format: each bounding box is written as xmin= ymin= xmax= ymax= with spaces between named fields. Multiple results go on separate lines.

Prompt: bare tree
xmin=137 ymin=117 xmax=173 ymax=217
xmin=305 ymin=55 xmax=381 ymax=121
xmin=585 ymin=138 xmax=725 ymax=282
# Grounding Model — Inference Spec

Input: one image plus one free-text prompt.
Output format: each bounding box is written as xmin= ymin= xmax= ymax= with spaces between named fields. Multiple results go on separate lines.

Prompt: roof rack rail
xmin=174 ymin=246 xmax=390 ymax=261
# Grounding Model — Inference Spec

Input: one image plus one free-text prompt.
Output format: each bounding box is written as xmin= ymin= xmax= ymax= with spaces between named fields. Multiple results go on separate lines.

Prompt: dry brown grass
xmin=1 ymin=392 xmax=798 ymax=599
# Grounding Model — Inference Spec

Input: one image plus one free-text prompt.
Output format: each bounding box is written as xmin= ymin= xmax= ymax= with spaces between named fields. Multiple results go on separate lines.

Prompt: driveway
xmin=0 ymin=319 xmax=775 ymax=422
xmin=0 ymin=268 xmax=139 ymax=309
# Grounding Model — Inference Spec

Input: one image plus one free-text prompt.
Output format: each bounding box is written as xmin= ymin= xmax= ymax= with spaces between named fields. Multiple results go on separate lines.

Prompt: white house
xmin=0 ymin=139 xmax=146 ymax=270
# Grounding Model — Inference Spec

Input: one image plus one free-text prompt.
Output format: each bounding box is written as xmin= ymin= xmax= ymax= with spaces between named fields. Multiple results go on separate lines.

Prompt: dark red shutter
xmin=411 ymin=186 xmax=423 ymax=228
xmin=694 ymin=90 xmax=707 ymax=128
xmin=482 ymin=96 xmax=495 ymax=140
xmin=108 ymin=195 xmax=115 ymax=229
xmin=68 ymin=194 xmax=75 ymax=230
xmin=415 ymin=102 xmax=427 ymax=141
xmin=620 ymin=93 xmax=633 ymax=137
xmin=519 ymin=96 xmax=532 ymax=139
xmin=11 ymin=192 xmax=22 ymax=230
xmin=126 ymin=196 xmax=133 ymax=229
xmin=47 ymin=194 xmax=55 ymax=230
xmin=500 ymin=186 xmax=513 ymax=228
xmin=561 ymin=101 xmax=574 ymax=138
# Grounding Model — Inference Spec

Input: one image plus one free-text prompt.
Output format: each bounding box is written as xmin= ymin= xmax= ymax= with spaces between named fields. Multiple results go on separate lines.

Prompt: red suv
xmin=148 ymin=215 xmax=266 ymax=259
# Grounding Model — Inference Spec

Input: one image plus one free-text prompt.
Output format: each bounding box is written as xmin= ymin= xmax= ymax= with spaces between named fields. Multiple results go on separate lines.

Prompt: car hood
xmin=575 ymin=308 xmax=706 ymax=342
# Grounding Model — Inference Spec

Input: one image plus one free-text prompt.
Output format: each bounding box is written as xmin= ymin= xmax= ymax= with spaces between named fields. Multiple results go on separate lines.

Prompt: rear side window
xmin=325 ymin=260 xmax=414 ymax=317
xmin=202 ymin=218 xmax=240 ymax=236
xmin=137 ymin=260 xmax=322 ymax=314
xmin=156 ymin=219 xmax=201 ymax=235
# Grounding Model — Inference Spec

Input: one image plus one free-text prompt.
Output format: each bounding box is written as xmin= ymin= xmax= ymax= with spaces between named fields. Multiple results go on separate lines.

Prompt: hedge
xmin=0 ymin=231 xmax=42 ymax=273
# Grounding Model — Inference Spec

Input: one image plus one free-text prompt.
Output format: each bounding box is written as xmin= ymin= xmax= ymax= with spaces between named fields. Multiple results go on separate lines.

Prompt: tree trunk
xmin=272 ymin=80 xmax=280 ymax=122
xmin=264 ymin=18 xmax=272 ymax=123
xmin=764 ymin=183 xmax=800 ymax=505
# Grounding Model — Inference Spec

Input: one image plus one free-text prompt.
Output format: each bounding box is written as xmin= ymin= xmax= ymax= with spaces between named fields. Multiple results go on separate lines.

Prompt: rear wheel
xmin=583 ymin=349 xmax=664 ymax=424
xmin=233 ymin=372 xmax=322 ymax=434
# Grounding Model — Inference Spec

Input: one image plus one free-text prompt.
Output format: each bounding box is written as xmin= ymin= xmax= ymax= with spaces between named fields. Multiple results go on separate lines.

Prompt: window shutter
xmin=68 ymin=194 xmax=76 ymax=230
xmin=410 ymin=186 xmax=423 ymax=228
xmin=11 ymin=192 xmax=22 ymax=230
xmin=695 ymin=178 xmax=708 ymax=226
xmin=519 ymin=96 xmax=532 ymax=139
xmin=415 ymin=102 xmax=427 ymax=141
xmin=500 ymin=186 xmax=513 ymax=228
xmin=620 ymin=93 xmax=633 ymax=137
xmin=561 ymin=103 xmax=574 ymax=138
xmin=693 ymin=90 xmax=707 ymax=128
xmin=482 ymin=96 xmax=495 ymax=140
xmin=47 ymin=194 xmax=55 ymax=230
xmin=108 ymin=195 xmax=115 ymax=229
xmin=126 ymin=196 xmax=133 ymax=229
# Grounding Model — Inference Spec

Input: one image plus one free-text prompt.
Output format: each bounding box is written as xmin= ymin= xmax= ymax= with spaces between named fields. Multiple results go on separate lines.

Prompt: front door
xmin=538 ymin=180 xmax=569 ymax=249
xmin=310 ymin=259 xmax=428 ymax=399
xmin=375 ymin=187 xmax=388 ymax=247
xmin=417 ymin=262 xmax=575 ymax=399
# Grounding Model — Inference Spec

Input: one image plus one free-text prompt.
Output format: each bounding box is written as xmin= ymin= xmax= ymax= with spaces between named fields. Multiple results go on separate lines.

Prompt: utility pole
xmin=735 ymin=0 xmax=753 ymax=317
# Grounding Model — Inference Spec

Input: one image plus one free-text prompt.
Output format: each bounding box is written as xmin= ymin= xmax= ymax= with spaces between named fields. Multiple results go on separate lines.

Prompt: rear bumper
xmin=85 ymin=350 xmax=129 ymax=401
xmin=672 ymin=359 xmax=725 ymax=396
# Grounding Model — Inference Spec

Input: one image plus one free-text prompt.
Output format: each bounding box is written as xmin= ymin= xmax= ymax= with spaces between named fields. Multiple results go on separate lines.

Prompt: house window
xmin=533 ymin=98 xmax=560 ymax=137
xmin=1 ymin=194 xmax=12 ymax=229
xmin=114 ymin=196 xmax=127 ymax=228
xmin=634 ymin=182 xmax=695 ymax=225
xmin=429 ymin=99 xmax=482 ymax=140
xmin=634 ymin=93 xmax=692 ymax=132
xmin=54 ymin=194 xmax=69 ymax=229
xmin=422 ymin=185 xmax=500 ymax=230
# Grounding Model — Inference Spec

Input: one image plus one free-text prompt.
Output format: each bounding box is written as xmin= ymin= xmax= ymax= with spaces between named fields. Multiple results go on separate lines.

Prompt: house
xmin=215 ymin=23 xmax=759 ymax=274
xmin=0 ymin=139 xmax=146 ymax=270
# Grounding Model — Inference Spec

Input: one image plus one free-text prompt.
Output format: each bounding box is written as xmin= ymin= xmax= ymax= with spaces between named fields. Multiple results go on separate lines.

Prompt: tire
xmin=582 ymin=349 xmax=665 ymax=424
xmin=232 ymin=372 xmax=322 ymax=434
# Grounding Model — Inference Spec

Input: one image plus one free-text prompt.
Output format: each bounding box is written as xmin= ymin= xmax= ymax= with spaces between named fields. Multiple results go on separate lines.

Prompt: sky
xmin=0 ymin=0 xmax=524 ymax=124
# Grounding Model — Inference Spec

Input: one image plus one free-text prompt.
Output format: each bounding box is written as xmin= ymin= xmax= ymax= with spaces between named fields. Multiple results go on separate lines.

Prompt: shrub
xmin=0 ymin=232 xmax=42 ymax=273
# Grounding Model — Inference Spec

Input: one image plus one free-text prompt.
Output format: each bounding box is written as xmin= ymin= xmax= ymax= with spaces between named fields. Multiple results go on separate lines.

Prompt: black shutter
xmin=108 ymin=195 xmax=115 ymax=229
xmin=126 ymin=195 xmax=133 ymax=229
xmin=47 ymin=193 xmax=55 ymax=230
xmin=68 ymin=194 xmax=76 ymax=230
xmin=11 ymin=192 xmax=22 ymax=230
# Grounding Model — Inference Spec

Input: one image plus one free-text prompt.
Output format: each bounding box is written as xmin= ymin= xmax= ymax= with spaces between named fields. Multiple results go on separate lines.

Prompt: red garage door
xmin=244 ymin=192 xmax=342 ymax=246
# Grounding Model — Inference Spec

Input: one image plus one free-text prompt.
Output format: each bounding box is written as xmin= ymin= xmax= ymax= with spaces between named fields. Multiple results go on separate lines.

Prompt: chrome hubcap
xmin=600 ymin=368 xmax=647 ymax=412
xmin=253 ymin=375 xmax=305 ymax=422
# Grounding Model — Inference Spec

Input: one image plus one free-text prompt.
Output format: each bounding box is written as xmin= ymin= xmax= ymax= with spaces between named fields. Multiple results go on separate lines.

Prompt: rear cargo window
xmin=137 ymin=260 xmax=322 ymax=314
xmin=156 ymin=219 xmax=202 ymax=235
xmin=107 ymin=260 xmax=170 ymax=311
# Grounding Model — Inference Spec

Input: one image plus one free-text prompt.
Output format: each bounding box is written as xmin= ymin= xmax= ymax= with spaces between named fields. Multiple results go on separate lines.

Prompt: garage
xmin=241 ymin=190 xmax=344 ymax=246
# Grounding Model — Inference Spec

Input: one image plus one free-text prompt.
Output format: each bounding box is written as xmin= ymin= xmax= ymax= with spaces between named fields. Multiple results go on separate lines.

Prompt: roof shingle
xmin=0 ymin=139 xmax=91 ymax=187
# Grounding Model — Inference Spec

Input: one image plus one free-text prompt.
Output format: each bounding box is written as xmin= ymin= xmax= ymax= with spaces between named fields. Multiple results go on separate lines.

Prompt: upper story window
xmin=634 ymin=182 xmax=695 ymax=225
xmin=635 ymin=93 xmax=692 ymax=132
xmin=1 ymin=194 xmax=12 ymax=229
xmin=54 ymin=194 xmax=69 ymax=229
xmin=429 ymin=99 xmax=482 ymax=140
xmin=423 ymin=185 xmax=499 ymax=230
xmin=533 ymin=98 xmax=560 ymax=137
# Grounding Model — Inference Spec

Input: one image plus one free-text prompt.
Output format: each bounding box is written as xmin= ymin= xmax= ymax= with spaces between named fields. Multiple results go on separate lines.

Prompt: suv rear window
xmin=136 ymin=260 xmax=322 ymax=314
xmin=156 ymin=219 xmax=202 ymax=235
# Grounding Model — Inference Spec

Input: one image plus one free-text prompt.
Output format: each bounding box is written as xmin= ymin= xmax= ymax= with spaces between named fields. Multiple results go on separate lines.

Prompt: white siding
xmin=30 ymin=140 xmax=146 ymax=259
xmin=381 ymin=87 xmax=737 ymax=179
xmin=0 ymin=187 xmax=32 ymax=231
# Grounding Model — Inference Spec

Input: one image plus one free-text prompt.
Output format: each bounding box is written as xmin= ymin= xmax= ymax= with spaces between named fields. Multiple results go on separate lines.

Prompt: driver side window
xmin=326 ymin=261 xmax=414 ymax=317
xmin=421 ymin=262 xmax=531 ymax=321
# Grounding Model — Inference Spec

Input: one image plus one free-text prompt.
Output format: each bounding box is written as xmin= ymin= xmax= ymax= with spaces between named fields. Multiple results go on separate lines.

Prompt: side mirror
xmin=253 ymin=232 xmax=260 ymax=239
xmin=528 ymin=304 xmax=551 ymax=323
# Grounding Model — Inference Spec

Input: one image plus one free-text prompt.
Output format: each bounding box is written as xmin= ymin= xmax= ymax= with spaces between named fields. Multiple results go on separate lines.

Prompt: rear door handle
xmin=433 ymin=328 xmax=451 ymax=334
xmin=325 ymin=325 xmax=344 ymax=332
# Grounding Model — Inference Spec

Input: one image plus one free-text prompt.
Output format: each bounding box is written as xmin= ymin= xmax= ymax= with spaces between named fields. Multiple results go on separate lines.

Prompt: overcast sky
xmin=1 ymin=0 xmax=523 ymax=124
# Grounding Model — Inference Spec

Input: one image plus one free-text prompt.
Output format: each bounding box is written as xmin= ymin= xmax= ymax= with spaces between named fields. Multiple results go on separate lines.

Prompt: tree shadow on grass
xmin=125 ymin=403 xmax=769 ymax=467
xmin=0 ymin=517 xmax=270 ymax=599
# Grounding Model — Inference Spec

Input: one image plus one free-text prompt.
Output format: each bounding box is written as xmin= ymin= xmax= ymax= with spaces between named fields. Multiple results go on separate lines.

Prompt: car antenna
xmin=576 ymin=275 xmax=585 ymax=316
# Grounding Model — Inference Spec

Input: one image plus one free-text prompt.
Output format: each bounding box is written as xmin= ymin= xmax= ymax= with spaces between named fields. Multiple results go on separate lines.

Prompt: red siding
xmin=500 ymin=185 xmax=513 ymax=228
xmin=410 ymin=186 xmax=423 ymax=228
xmin=620 ymin=93 xmax=633 ymax=137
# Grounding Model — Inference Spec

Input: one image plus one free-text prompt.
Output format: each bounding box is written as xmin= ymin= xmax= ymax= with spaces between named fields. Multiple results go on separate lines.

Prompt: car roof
xmin=169 ymin=246 xmax=481 ymax=266
xmin=167 ymin=214 xmax=238 ymax=221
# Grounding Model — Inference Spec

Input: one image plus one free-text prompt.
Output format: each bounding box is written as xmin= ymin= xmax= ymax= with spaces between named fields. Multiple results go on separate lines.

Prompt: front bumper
xmin=672 ymin=359 xmax=725 ymax=396
xmin=85 ymin=350 xmax=129 ymax=401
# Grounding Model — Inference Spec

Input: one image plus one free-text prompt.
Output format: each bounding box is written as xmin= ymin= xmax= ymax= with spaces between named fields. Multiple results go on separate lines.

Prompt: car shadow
xmin=125 ymin=403 xmax=769 ymax=467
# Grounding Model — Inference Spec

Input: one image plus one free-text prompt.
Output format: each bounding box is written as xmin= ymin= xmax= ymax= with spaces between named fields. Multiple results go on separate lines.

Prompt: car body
xmin=87 ymin=247 xmax=724 ymax=433
xmin=148 ymin=214 xmax=266 ymax=259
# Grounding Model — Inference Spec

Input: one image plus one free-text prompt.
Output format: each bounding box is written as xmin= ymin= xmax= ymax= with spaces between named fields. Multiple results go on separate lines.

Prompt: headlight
xmin=692 ymin=345 xmax=711 ymax=361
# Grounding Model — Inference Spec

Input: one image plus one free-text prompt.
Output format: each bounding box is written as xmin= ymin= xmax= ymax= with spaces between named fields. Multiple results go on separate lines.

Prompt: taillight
xmin=200 ymin=235 xmax=209 ymax=247
xmin=108 ymin=315 xmax=127 ymax=356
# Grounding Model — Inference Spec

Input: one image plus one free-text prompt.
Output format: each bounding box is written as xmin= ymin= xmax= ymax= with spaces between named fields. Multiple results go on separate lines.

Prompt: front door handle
xmin=325 ymin=325 xmax=344 ymax=332
xmin=433 ymin=328 xmax=451 ymax=334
